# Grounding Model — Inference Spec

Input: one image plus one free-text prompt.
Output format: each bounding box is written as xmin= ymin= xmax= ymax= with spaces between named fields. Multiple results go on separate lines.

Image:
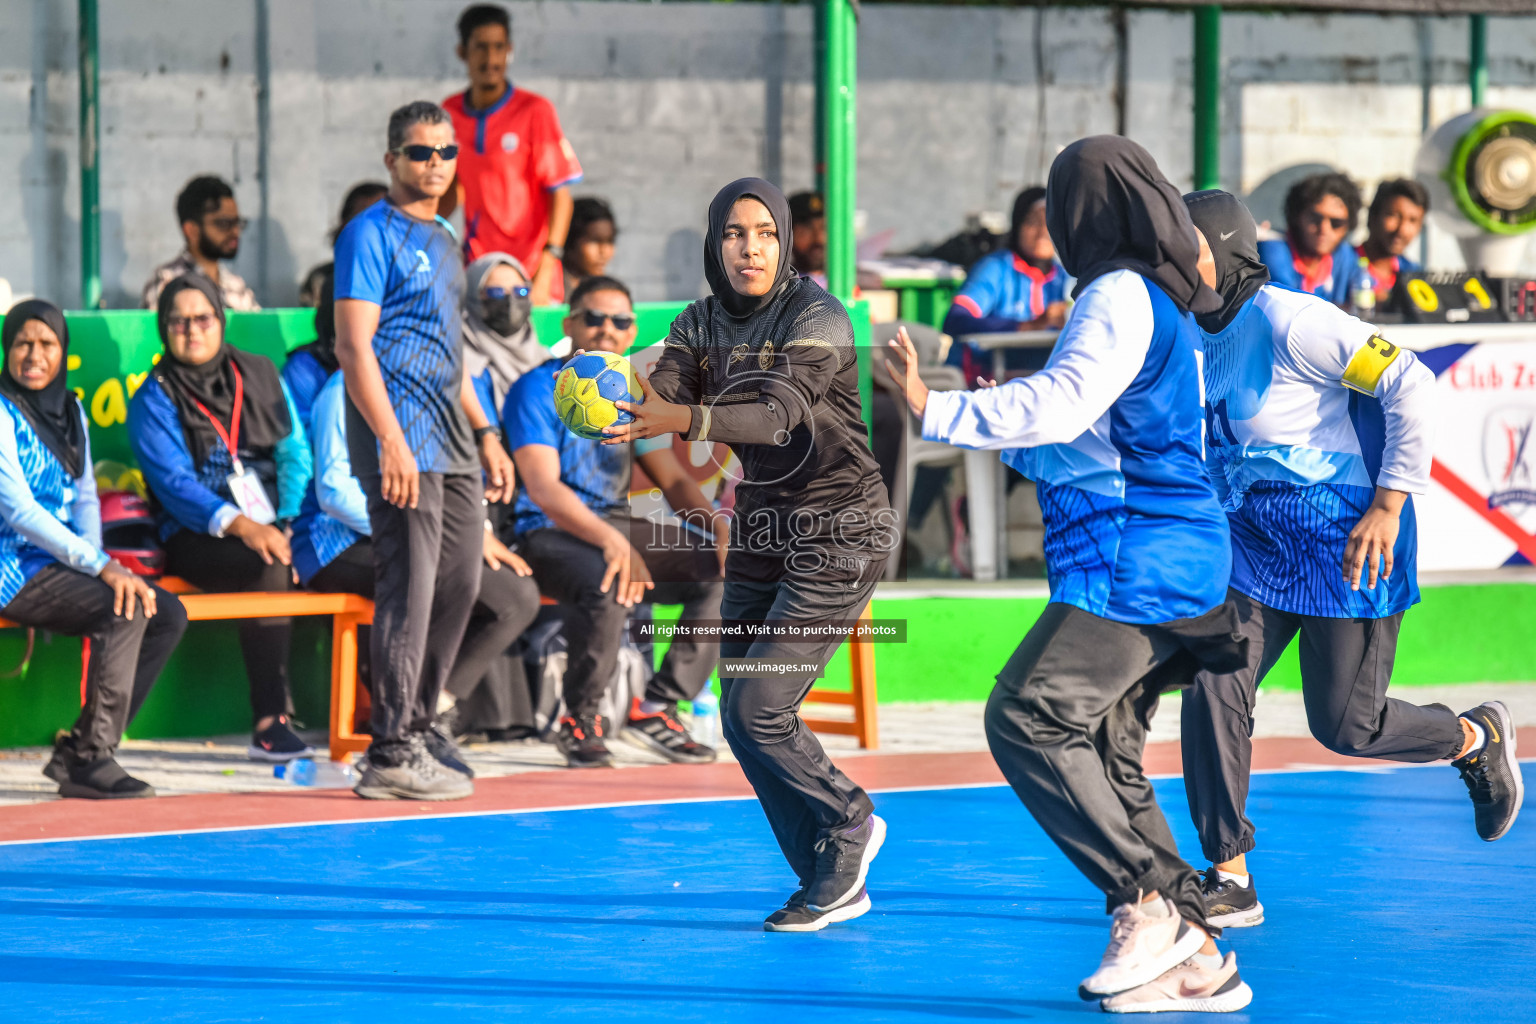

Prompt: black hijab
xmin=705 ymin=177 xmax=796 ymax=318
xmin=1182 ymin=189 xmax=1271 ymax=334
xmin=1045 ymin=136 xmax=1220 ymax=316
xmin=1010 ymin=186 xmax=1050 ymax=270
xmin=0 ymin=300 xmax=85 ymax=479
xmin=155 ymin=274 xmax=292 ymax=466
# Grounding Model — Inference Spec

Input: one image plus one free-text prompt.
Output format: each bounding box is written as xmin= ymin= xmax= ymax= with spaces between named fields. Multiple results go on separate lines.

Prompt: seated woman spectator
xmin=128 ymin=275 xmax=314 ymax=763
xmin=562 ymin=197 xmax=618 ymax=297
xmin=1258 ymin=172 xmax=1362 ymax=307
xmin=290 ymin=368 xmax=542 ymax=754
xmin=1360 ymin=178 xmax=1429 ymax=302
xmin=0 ymin=301 xmax=188 ymax=799
xmin=287 ymin=182 xmax=389 ymax=430
xmin=464 ymin=253 xmax=549 ymax=423
xmin=941 ymin=186 xmax=1069 ymax=384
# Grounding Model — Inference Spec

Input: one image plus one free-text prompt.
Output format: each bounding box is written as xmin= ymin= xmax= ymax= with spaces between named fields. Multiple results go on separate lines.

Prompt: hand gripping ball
xmin=553 ymin=351 xmax=641 ymax=441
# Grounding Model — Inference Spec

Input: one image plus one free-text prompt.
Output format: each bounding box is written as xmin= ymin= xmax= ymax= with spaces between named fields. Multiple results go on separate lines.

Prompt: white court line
xmin=3 ymin=758 xmax=1529 ymax=849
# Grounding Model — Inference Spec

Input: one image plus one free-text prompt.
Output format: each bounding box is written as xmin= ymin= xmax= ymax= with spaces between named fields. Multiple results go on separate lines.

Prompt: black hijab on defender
xmin=648 ymin=177 xmax=892 ymax=928
xmin=1182 ymin=189 xmax=1271 ymax=333
xmin=1047 ymin=135 xmax=1221 ymax=316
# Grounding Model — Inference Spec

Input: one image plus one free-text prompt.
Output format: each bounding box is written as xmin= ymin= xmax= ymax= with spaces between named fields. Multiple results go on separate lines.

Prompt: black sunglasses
xmin=393 ymin=143 xmax=459 ymax=162
xmin=1305 ymin=211 xmax=1348 ymax=231
xmin=578 ymin=309 xmax=635 ymax=331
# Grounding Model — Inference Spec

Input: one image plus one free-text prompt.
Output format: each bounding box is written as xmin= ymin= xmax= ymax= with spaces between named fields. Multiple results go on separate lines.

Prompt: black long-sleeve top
xmin=649 ymin=277 xmax=893 ymax=584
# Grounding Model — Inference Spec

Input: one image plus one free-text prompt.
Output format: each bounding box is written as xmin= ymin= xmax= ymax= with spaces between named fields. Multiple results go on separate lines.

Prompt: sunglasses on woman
xmin=578 ymin=309 xmax=635 ymax=331
xmin=165 ymin=314 xmax=219 ymax=335
xmin=485 ymin=285 xmax=530 ymax=300
xmin=393 ymin=143 xmax=459 ymax=162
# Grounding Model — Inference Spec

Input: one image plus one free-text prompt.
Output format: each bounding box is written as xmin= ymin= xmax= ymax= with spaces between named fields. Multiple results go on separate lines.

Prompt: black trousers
xmin=1 ymin=562 xmax=187 ymax=763
xmin=310 ymin=537 xmax=542 ymax=730
xmin=362 ymin=472 xmax=484 ymax=761
xmin=520 ymin=515 xmax=723 ymax=717
xmin=1181 ymin=588 xmax=1465 ymax=864
xmin=718 ymin=576 xmax=878 ymax=887
xmin=164 ymin=529 xmax=293 ymax=722
xmin=984 ymin=602 xmax=1209 ymax=926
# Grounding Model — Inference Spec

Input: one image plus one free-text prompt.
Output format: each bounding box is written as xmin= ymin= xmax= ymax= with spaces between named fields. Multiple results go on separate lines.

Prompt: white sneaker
xmin=1078 ymin=898 xmax=1206 ymax=999
xmin=1100 ymin=952 xmax=1254 ymax=1014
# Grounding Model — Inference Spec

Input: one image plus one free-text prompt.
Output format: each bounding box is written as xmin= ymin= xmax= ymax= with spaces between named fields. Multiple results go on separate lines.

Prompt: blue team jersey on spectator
xmin=280 ymin=347 xmax=330 ymax=435
xmin=503 ymin=357 xmax=666 ymax=535
xmin=128 ymin=373 xmax=311 ymax=542
xmin=0 ymin=398 xmax=107 ymax=608
xmin=1005 ymin=274 xmax=1229 ymax=624
xmin=291 ymin=371 xmax=372 ymax=586
xmin=1258 ymin=237 xmax=1356 ymax=307
xmin=333 ymin=199 xmax=476 ymax=476
xmin=472 ymin=368 xmax=498 ymax=424
xmin=942 ymin=250 xmax=1070 ymax=378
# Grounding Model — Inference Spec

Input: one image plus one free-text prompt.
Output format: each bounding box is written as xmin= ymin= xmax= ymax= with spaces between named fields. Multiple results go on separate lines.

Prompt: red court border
xmin=0 ymin=737 xmax=1400 ymax=846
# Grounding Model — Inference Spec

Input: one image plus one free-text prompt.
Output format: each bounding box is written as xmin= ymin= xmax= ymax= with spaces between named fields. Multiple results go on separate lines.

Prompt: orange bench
xmin=4 ymin=580 xmax=877 ymax=761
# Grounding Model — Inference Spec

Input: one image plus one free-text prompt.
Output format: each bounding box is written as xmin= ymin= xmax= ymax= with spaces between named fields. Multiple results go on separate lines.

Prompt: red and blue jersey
xmin=942 ymin=250 xmax=1069 ymax=381
xmin=444 ymin=84 xmax=583 ymax=283
xmin=1258 ymin=236 xmax=1357 ymax=308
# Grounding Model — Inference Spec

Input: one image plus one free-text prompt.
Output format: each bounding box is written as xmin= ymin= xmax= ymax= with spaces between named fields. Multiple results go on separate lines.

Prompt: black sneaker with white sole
xmin=1455 ymin=701 xmax=1524 ymax=841
xmin=248 ymin=716 xmax=315 ymax=763
xmin=764 ymin=884 xmax=872 ymax=932
xmin=624 ymin=698 xmax=716 ymax=764
xmin=1200 ymin=866 xmax=1264 ymax=928
xmin=806 ymin=814 xmax=887 ymax=912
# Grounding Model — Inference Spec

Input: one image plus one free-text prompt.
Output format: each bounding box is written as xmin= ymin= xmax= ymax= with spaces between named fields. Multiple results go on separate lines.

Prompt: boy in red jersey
xmin=441 ymin=4 xmax=583 ymax=305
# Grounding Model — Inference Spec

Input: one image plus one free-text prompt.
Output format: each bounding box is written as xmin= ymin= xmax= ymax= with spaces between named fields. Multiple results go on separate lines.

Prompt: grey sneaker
xmin=354 ymin=737 xmax=473 ymax=801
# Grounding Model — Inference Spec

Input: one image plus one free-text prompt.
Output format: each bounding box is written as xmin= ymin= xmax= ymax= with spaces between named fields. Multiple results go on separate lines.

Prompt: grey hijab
xmin=462 ymin=252 xmax=546 ymax=409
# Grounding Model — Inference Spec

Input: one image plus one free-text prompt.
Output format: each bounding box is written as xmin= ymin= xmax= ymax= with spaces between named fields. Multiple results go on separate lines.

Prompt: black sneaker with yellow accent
xmin=1455 ymin=701 xmax=1524 ymax=841
xmin=624 ymin=698 xmax=717 ymax=764
xmin=1200 ymin=866 xmax=1264 ymax=929
xmin=557 ymin=714 xmax=614 ymax=769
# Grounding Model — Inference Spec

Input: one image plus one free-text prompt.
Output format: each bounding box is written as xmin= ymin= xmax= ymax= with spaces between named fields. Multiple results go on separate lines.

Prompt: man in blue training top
xmin=334 ymin=100 xmax=516 ymax=801
xmin=1180 ymin=190 xmax=1523 ymax=931
xmin=890 ymin=137 xmax=1253 ymax=1014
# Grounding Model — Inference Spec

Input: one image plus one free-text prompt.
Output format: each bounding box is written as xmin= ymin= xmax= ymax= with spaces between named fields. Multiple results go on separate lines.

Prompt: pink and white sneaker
xmin=1099 ymin=952 xmax=1254 ymax=1014
xmin=1078 ymin=897 xmax=1206 ymax=999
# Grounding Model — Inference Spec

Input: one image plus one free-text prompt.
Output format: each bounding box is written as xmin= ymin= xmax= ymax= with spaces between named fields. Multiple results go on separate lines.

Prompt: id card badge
xmin=227 ymin=463 xmax=277 ymax=525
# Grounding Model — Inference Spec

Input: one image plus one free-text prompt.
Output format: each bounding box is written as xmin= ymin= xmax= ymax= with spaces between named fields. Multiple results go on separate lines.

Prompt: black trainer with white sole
xmin=764 ymin=884 xmax=872 ymax=932
xmin=806 ymin=814 xmax=887 ymax=912
xmin=248 ymin=716 xmax=315 ymax=763
xmin=1455 ymin=701 xmax=1524 ymax=841
xmin=1200 ymin=866 xmax=1264 ymax=929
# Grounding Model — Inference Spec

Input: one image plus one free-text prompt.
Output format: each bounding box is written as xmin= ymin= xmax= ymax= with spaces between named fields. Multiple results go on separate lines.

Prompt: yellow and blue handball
xmin=553 ymin=351 xmax=640 ymax=440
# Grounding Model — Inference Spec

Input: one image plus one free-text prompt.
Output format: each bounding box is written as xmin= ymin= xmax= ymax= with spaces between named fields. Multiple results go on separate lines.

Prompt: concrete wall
xmin=4 ymin=1 xmax=1536 ymax=309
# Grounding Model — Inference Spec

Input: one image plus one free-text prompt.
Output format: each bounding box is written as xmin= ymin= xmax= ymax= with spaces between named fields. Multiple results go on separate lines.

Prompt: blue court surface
xmin=0 ymin=764 xmax=1530 ymax=1023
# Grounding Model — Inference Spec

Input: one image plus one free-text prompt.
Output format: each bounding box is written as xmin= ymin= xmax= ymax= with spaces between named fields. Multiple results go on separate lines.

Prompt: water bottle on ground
xmin=692 ymin=681 xmax=720 ymax=750
xmin=273 ymin=758 xmax=356 ymax=789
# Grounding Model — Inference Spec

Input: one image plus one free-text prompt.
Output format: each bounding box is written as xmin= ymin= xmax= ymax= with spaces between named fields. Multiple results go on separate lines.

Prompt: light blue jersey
xmin=1200 ymin=284 xmax=1435 ymax=618
xmin=923 ymin=270 xmax=1230 ymax=625
xmin=291 ymin=371 xmax=372 ymax=586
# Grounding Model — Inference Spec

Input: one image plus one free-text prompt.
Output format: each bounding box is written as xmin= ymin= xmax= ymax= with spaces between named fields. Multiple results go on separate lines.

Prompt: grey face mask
xmin=483 ymin=288 xmax=531 ymax=336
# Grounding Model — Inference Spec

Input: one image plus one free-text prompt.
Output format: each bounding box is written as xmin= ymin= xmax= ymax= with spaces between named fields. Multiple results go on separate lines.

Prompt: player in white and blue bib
xmin=1179 ymin=190 xmax=1524 ymax=932
xmin=901 ymin=138 xmax=1255 ymax=1014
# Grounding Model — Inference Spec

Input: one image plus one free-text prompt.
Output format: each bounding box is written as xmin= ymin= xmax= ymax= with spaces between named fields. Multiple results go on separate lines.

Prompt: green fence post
xmin=1193 ymin=5 xmax=1221 ymax=192
xmin=78 ymin=0 xmax=101 ymax=310
xmin=821 ymin=0 xmax=857 ymax=304
xmin=1470 ymin=14 xmax=1488 ymax=108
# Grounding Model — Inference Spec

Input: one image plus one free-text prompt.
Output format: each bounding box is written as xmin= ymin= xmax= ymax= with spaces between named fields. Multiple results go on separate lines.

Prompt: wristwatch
xmin=543 ymin=243 xmax=565 ymax=261
xmin=474 ymin=425 xmax=501 ymax=442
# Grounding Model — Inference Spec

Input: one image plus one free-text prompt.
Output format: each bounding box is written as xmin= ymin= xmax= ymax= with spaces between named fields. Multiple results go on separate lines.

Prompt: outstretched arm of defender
xmin=335 ymin=297 xmax=418 ymax=510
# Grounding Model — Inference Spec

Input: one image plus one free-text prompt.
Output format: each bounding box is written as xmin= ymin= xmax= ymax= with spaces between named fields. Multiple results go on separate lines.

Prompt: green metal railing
xmin=817 ymin=0 xmax=858 ymax=305
xmin=78 ymin=0 xmax=101 ymax=310
xmin=1192 ymin=6 xmax=1221 ymax=191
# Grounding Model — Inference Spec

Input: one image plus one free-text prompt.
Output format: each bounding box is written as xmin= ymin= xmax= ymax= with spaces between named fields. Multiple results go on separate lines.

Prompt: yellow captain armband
xmin=1341 ymin=334 xmax=1401 ymax=395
